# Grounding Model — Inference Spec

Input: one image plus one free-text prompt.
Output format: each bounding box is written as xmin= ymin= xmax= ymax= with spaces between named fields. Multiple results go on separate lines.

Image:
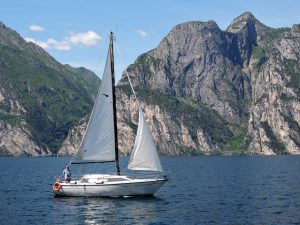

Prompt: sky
xmin=1 ymin=0 xmax=300 ymax=81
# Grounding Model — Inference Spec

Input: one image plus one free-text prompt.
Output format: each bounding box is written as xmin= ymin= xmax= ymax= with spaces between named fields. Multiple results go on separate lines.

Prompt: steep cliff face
xmin=116 ymin=86 xmax=232 ymax=155
xmin=0 ymin=71 xmax=44 ymax=156
xmin=244 ymin=24 xmax=300 ymax=155
xmin=119 ymin=20 xmax=251 ymax=124
xmin=116 ymin=12 xmax=300 ymax=155
xmin=58 ymin=117 xmax=87 ymax=156
xmin=0 ymin=21 xmax=99 ymax=156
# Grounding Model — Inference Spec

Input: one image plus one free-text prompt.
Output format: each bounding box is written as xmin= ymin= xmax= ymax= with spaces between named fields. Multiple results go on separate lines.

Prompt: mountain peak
xmin=227 ymin=12 xmax=270 ymax=34
xmin=0 ymin=21 xmax=26 ymax=48
xmin=151 ymin=20 xmax=223 ymax=61
xmin=0 ymin=21 xmax=6 ymax=29
xmin=170 ymin=20 xmax=220 ymax=34
xmin=237 ymin=12 xmax=256 ymax=21
xmin=164 ymin=20 xmax=221 ymax=46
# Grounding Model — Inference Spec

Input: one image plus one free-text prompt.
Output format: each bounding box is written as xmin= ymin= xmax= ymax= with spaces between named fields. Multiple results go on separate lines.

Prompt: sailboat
xmin=53 ymin=32 xmax=168 ymax=197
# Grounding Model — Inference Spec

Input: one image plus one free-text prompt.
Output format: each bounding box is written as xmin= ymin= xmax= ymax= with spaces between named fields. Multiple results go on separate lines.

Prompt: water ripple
xmin=0 ymin=156 xmax=300 ymax=224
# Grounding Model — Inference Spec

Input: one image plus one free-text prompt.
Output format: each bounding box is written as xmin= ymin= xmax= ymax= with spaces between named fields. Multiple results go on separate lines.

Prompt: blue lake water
xmin=0 ymin=156 xmax=300 ymax=225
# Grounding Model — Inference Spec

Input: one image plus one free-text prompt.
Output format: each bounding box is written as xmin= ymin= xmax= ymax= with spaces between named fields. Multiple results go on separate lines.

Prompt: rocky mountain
xmin=60 ymin=12 xmax=300 ymax=155
xmin=116 ymin=12 xmax=300 ymax=155
xmin=3 ymin=12 xmax=300 ymax=156
xmin=0 ymin=21 xmax=99 ymax=156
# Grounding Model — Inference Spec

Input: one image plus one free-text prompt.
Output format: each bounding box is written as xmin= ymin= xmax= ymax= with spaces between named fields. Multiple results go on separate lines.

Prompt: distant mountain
xmin=108 ymin=12 xmax=299 ymax=155
xmin=0 ymin=21 xmax=99 ymax=156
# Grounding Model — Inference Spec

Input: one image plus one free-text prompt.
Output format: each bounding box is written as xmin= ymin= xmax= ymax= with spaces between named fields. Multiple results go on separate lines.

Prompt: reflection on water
xmin=0 ymin=156 xmax=300 ymax=224
xmin=51 ymin=196 xmax=165 ymax=225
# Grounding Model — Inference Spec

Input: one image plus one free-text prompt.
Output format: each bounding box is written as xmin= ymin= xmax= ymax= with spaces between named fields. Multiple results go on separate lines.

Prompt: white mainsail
xmin=77 ymin=48 xmax=115 ymax=162
xmin=128 ymin=107 xmax=163 ymax=172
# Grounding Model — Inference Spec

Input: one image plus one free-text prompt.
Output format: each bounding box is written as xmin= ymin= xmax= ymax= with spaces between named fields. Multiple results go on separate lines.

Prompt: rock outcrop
xmin=58 ymin=117 xmax=87 ymax=156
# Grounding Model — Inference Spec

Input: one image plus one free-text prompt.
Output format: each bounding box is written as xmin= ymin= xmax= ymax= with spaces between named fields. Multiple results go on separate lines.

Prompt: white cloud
xmin=24 ymin=37 xmax=37 ymax=43
xmin=67 ymin=31 xmax=102 ymax=46
xmin=47 ymin=39 xmax=71 ymax=50
xmin=137 ymin=29 xmax=147 ymax=37
xmin=25 ymin=37 xmax=71 ymax=51
xmin=24 ymin=30 xmax=101 ymax=51
xmin=25 ymin=37 xmax=49 ymax=49
xmin=29 ymin=25 xmax=45 ymax=32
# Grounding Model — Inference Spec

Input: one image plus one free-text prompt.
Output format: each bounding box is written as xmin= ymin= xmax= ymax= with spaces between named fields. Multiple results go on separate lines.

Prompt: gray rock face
xmin=0 ymin=73 xmax=44 ymax=156
xmin=0 ymin=121 xmax=45 ymax=156
xmin=58 ymin=117 xmax=87 ymax=156
xmin=119 ymin=21 xmax=253 ymax=125
xmin=116 ymin=90 xmax=222 ymax=155
xmin=115 ymin=12 xmax=300 ymax=155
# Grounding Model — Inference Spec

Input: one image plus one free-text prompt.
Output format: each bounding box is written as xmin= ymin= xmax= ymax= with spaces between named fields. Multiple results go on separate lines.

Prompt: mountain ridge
xmin=0 ymin=21 xmax=100 ymax=156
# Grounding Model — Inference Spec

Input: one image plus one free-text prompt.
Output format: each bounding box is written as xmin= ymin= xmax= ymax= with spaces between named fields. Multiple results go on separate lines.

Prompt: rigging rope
xmin=114 ymin=38 xmax=141 ymax=109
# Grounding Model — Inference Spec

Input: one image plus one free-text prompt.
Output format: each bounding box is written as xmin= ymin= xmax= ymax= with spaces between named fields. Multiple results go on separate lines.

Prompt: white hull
xmin=53 ymin=174 xmax=167 ymax=197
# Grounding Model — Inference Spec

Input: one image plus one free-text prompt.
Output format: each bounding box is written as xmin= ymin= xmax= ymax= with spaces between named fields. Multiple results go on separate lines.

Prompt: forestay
xmin=77 ymin=49 xmax=115 ymax=162
xmin=128 ymin=107 xmax=163 ymax=172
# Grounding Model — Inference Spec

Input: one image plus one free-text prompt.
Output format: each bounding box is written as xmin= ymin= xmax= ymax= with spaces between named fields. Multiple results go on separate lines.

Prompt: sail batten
xmin=76 ymin=48 xmax=115 ymax=162
xmin=128 ymin=107 xmax=163 ymax=172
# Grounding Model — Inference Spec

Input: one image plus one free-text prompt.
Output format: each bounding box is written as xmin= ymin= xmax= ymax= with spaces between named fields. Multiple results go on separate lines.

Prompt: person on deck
xmin=63 ymin=166 xmax=71 ymax=183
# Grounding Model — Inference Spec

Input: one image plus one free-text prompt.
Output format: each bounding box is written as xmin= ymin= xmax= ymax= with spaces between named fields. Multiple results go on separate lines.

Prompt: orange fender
xmin=53 ymin=182 xmax=61 ymax=191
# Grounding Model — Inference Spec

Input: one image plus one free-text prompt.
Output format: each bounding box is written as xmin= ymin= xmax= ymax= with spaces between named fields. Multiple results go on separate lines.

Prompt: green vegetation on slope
xmin=228 ymin=126 xmax=248 ymax=152
xmin=0 ymin=45 xmax=99 ymax=153
xmin=284 ymin=59 xmax=300 ymax=93
xmin=252 ymin=44 xmax=266 ymax=60
xmin=251 ymin=44 xmax=268 ymax=70
xmin=267 ymin=28 xmax=290 ymax=41
xmin=260 ymin=121 xmax=287 ymax=154
xmin=0 ymin=111 xmax=21 ymax=127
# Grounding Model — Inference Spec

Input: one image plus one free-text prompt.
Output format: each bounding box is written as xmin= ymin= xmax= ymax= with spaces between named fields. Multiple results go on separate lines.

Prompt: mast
xmin=110 ymin=32 xmax=121 ymax=175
